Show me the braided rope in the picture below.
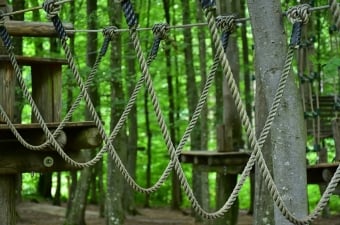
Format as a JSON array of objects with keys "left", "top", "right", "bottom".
[
  {"left": 329, "top": 0, "right": 340, "bottom": 30},
  {"left": 0, "top": 0, "right": 338, "bottom": 222},
  {"left": 174, "top": 6, "right": 296, "bottom": 219},
  {"left": 216, "top": 15, "right": 236, "bottom": 52}
]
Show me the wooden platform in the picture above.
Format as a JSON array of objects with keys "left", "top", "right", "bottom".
[
  {"left": 0, "top": 121, "right": 102, "bottom": 174},
  {"left": 180, "top": 151, "right": 340, "bottom": 187},
  {"left": 305, "top": 95, "right": 339, "bottom": 138},
  {"left": 180, "top": 151, "right": 250, "bottom": 174}
]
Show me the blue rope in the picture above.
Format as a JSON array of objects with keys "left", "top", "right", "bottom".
[
  {"left": 221, "top": 31, "right": 230, "bottom": 53},
  {"left": 290, "top": 22, "right": 303, "bottom": 47},
  {"left": 100, "top": 36, "right": 111, "bottom": 57},
  {"left": 121, "top": 0, "right": 138, "bottom": 28},
  {"left": 200, "top": 0, "right": 215, "bottom": 9},
  {"left": 51, "top": 15, "right": 67, "bottom": 39},
  {"left": 149, "top": 38, "right": 161, "bottom": 62},
  {"left": 0, "top": 26, "right": 12, "bottom": 49}
]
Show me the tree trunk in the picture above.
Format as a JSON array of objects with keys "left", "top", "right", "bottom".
[
  {"left": 214, "top": 1, "right": 242, "bottom": 225},
  {"left": 161, "top": 0, "right": 181, "bottom": 210},
  {"left": 123, "top": 27, "right": 138, "bottom": 214},
  {"left": 66, "top": 0, "right": 77, "bottom": 217},
  {"left": 64, "top": 1, "right": 98, "bottom": 223},
  {"left": 181, "top": 1, "right": 209, "bottom": 220},
  {"left": 247, "top": 1, "right": 308, "bottom": 224},
  {"left": 12, "top": 0, "right": 25, "bottom": 207},
  {"left": 143, "top": 0, "right": 153, "bottom": 208},
  {"left": 64, "top": 153, "right": 92, "bottom": 225},
  {"left": 239, "top": 0, "right": 254, "bottom": 215},
  {"left": 106, "top": 2, "right": 126, "bottom": 224}
]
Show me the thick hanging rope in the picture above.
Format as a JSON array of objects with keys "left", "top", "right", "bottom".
[{"left": 0, "top": 0, "right": 339, "bottom": 223}]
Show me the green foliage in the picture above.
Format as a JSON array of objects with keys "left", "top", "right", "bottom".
[
  {"left": 323, "top": 56, "right": 340, "bottom": 78},
  {"left": 14, "top": 0, "right": 340, "bottom": 216}
]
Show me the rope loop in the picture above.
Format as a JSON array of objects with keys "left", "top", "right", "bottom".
[
  {"left": 42, "top": 0, "right": 61, "bottom": 20},
  {"left": 147, "top": 23, "right": 169, "bottom": 63},
  {"left": 216, "top": 15, "right": 236, "bottom": 34},
  {"left": 152, "top": 23, "right": 170, "bottom": 40},
  {"left": 287, "top": 4, "right": 311, "bottom": 47},
  {"left": 216, "top": 15, "right": 236, "bottom": 52},
  {"left": 286, "top": 4, "right": 311, "bottom": 25},
  {"left": 100, "top": 26, "right": 118, "bottom": 57},
  {"left": 103, "top": 26, "right": 118, "bottom": 40}
]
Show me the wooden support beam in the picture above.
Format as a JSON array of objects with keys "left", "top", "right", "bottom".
[
  {"left": 0, "top": 2, "right": 16, "bottom": 223},
  {"left": 0, "top": 149, "right": 90, "bottom": 174},
  {"left": 0, "top": 122, "right": 102, "bottom": 152},
  {"left": 4, "top": 20, "right": 74, "bottom": 37},
  {"left": 307, "top": 163, "right": 340, "bottom": 186},
  {"left": 180, "top": 150, "right": 250, "bottom": 174}
]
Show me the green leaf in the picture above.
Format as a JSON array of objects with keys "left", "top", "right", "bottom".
[{"left": 324, "top": 56, "right": 340, "bottom": 77}]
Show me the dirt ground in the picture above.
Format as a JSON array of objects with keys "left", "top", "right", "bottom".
[{"left": 16, "top": 201, "right": 340, "bottom": 225}]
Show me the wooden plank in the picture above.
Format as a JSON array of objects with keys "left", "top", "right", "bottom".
[
  {"left": 0, "top": 2, "right": 16, "bottom": 220},
  {"left": 4, "top": 20, "right": 74, "bottom": 37},
  {"left": 0, "top": 121, "right": 97, "bottom": 130},
  {"left": 0, "top": 122, "right": 102, "bottom": 151},
  {"left": 0, "top": 149, "right": 89, "bottom": 174},
  {"left": 0, "top": 55, "right": 67, "bottom": 65},
  {"left": 180, "top": 151, "right": 250, "bottom": 167},
  {"left": 306, "top": 163, "right": 339, "bottom": 184},
  {"left": 31, "top": 63, "right": 62, "bottom": 122},
  {"left": 0, "top": 62, "right": 15, "bottom": 123}
]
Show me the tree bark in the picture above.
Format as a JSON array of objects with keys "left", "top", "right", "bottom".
[
  {"left": 64, "top": 1, "right": 98, "bottom": 223},
  {"left": 181, "top": 1, "right": 209, "bottom": 220},
  {"left": 123, "top": 24, "right": 138, "bottom": 214},
  {"left": 106, "top": 2, "right": 126, "bottom": 225},
  {"left": 247, "top": 1, "right": 308, "bottom": 224},
  {"left": 214, "top": 1, "right": 242, "bottom": 225}
]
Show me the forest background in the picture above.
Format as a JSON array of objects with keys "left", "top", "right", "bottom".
[{"left": 5, "top": 0, "right": 340, "bottom": 224}]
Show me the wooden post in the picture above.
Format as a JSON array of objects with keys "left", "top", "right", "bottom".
[
  {"left": 31, "top": 60, "right": 63, "bottom": 198},
  {"left": 332, "top": 119, "right": 340, "bottom": 161},
  {"left": 0, "top": 1, "right": 17, "bottom": 224},
  {"left": 31, "top": 63, "right": 62, "bottom": 122}
]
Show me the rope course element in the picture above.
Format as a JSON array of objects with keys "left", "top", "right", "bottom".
[{"left": 0, "top": 0, "right": 340, "bottom": 224}]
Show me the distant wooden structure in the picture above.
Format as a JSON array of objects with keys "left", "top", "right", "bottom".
[
  {"left": 180, "top": 97, "right": 340, "bottom": 215},
  {"left": 0, "top": 2, "right": 101, "bottom": 224}
]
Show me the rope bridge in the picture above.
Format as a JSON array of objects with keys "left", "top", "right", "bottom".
[{"left": 0, "top": 0, "right": 339, "bottom": 224}]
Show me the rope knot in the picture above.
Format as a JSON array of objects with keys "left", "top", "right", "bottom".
[
  {"left": 216, "top": 15, "right": 236, "bottom": 34},
  {"left": 286, "top": 4, "right": 311, "bottom": 24},
  {"left": 103, "top": 26, "right": 118, "bottom": 40},
  {"left": 42, "top": 0, "right": 61, "bottom": 20},
  {"left": 152, "top": 23, "right": 170, "bottom": 40}
]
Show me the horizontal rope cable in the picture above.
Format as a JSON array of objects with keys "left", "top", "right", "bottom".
[{"left": 1, "top": 0, "right": 72, "bottom": 17}]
